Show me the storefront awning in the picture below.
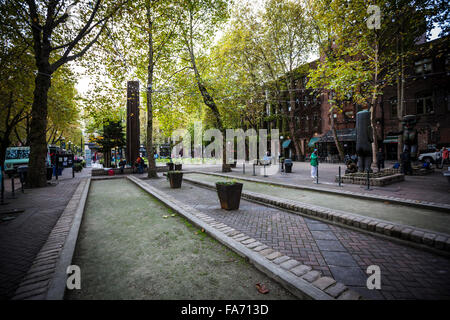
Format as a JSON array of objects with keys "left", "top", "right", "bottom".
[
  {"left": 282, "top": 139, "right": 292, "bottom": 148},
  {"left": 383, "top": 136, "right": 398, "bottom": 144},
  {"left": 308, "top": 137, "right": 320, "bottom": 147},
  {"left": 318, "top": 128, "right": 356, "bottom": 143}
]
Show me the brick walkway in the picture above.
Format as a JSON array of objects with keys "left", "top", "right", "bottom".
[
  {"left": 181, "top": 162, "right": 450, "bottom": 205},
  {"left": 0, "top": 167, "right": 90, "bottom": 300},
  {"left": 145, "top": 178, "right": 450, "bottom": 300}
]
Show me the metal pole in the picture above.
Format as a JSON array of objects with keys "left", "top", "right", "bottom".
[
  {"left": 338, "top": 166, "right": 342, "bottom": 187},
  {"left": 366, "top": 170, "right": 370, "bottom": 190},
  {"left": 243, "top": 163, "right": 245, "bottom": 175},
  {"left": 253, "top": 163, "right": 256, "bottom": 176},
  {"left": 55, "top": 161, "right": 58, "bottom": 180},
  {"left": 72, "top": 164, "right": 75, "bottom": 178}
]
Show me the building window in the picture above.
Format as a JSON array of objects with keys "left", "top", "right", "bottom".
[
  {"left": 390, "top": 97, "right": 398, "bottom": 119},
  {"left": 313, "top": 113, "right": 319, "bottom": 128},
  {"left": 414, "top": 57, "right": 433, "bottom": 75},
  {"left": 416, "top": 92, "right": 433, "bottom": 114}
]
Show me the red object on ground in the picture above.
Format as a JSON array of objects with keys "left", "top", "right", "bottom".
[{"left": 108, "top": 169, "right": 114, "bottom": 176}]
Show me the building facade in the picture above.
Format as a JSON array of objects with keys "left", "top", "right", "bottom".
[{"left": 263, "top": 36, "right": 450, "bottom": 161}]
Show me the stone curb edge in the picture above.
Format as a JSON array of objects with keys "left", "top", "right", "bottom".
[
  {"left": 182, "top": 176, "right": 450, "bottom": 256},
  {"left": 45, "top": 177, "right": 91, "bottom": 300},
  {"left": 11, "top": 177, "right": 91, "bottom": 300},
  {"left": 190, "top": 170, "right": 450, "bottom": 213},
  {"left": 127, "top": 175, "right": 362, "bottom": 300}
]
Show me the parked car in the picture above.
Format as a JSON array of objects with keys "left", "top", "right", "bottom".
[
  {"left": 3, "top": 146, "right": 51, "bottom": 177},
  {"left": 418, "top": 149, "right": 441, "bottom": 164}
]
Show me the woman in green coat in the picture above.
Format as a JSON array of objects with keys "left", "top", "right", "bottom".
[{"left": 310, "top": 149, "right": 318, "bottom": 179}]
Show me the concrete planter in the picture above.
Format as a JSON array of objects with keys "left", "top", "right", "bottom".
[
  {"left": 168, "top": 172, "right": 183, "bottom": 188},
  {"left": 216, "top": 182, "right": 243, "bottom": 210}
]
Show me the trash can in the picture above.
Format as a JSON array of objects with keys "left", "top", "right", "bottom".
[
  {"left": 284, "top": 159, "right": 293, "bottom": 173},
  {"left": 167, "top": 162, "right": 175, "bottom": 171},
  {"left": 175, "top": 164, "right": 182, "bottom": 171}
]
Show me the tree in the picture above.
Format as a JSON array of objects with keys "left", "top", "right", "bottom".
[
  {"left": 82, "top": 0, "right": 180, "bottom": 177},
  {"left": 89, "top": 120, "right": 125, "bottom": 167},
  {"left": 175, "top": 0, "right": 232, "bottom": 172},
  {"left": 306, "top": 0, "right": 438, "bottom": 162},
  {"left": 6, "top": 0, "right": 126, "bottom": 187},
  {"left": 0, "top": 1, "right": 34, "bottom": 167},
  {"left": 262, "top": 0, "right": 314, "bottom": 159}
]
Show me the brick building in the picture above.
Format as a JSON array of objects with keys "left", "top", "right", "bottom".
[{"left": 263, "top": 35, "right": 450, "bottom": 161}]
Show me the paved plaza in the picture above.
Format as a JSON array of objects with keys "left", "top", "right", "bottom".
[
  {"left": 0, "top": 168, "right": 90, "bottom": 300},
  {"left": 1, "top": 161, "right": 449, "bottom": 300},
  {"left": 143, "top": 175, "right": 450, "bottom": 300},
  {"left": 179, "top": 161, "right": 450, "bottom": 205}
]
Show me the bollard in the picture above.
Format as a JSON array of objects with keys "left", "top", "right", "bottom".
[
  {"left": 338, "top": 166, "right": 342, "bottom": 187},
  {"left": 55, "top": 163, "right": 58, "bottom": 180},
  {"left": 253, "top": 163, "right": 256, "bottom": 176},
  {"left": 0, "top": 166, "right": 7, "bottom": 205},
  {"left": 72, "top": 165, "right": 75, "bottom": 178},
  {"left": 243, "top": 163, "right": 245, "bottom": 175},
  {"left": 366, "top": 170, "right": 370, "bottom": 190}
]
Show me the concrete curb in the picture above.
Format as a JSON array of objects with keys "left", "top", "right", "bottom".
[
  {"left": 11, "top": 177, "right": 91, "bottom": 300},
  {"left": 46, "top": 177, "right": 91, "bottom": 299},
  {"left": 190, "top": 171, "right": 450, "bottom": 213},
  {"left": 127, "top": 175, "right": 362, "bottom": 300},
  {"left": 182, "top": 175, "right": 450, "bottom": 256}
]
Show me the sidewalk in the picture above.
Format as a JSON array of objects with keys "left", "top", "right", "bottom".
[
  {"left": 0, "top": 167, "right": 90, "bottom": 300},
  {"left": 143, "top": 175, "right": 450, "bottom": 300},
  {"left": 181, "top": 162, "right": 450, "bottom": 205}
]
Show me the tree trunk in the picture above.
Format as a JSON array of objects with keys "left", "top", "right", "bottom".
[
  {"left": 287, "top": 78, "right": 302, "bottom": 160},
  {"left": 370, "top": 40, "right": 379, "bottom": 165},
  {"left": 186, "top": 27, "right": 230, "bottom": 172},
  {"left": 330, "top": 112, "right": 344, "bottom": 161},
  {"left": 0, "top": 137, "right": 11, "bottom": 172},
  {"left": 396, "top": 36, "right": 405, "bottom": 162},
  {"left": 146, "top": 6, "right": 158, "bottom": 178},
  {"left": 27, "top": 70, "right": 52, "bottom": 188},
  {"left": 370, "top": 103, "right": 379, "bottom": 165}
]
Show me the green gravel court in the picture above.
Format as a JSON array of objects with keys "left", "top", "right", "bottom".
[{"left": 66, "top": 179, "right": 296, "bottom": 300}]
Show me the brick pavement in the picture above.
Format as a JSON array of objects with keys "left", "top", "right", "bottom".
[
  {"left": 145, "top": 178, "right": 450, "bottom": 300},
  {"left": 180, "top": 162, "right": 450, "bottom": 205},
  {"left": 0, "top": 167, "right": 90, "bottom": 300}
]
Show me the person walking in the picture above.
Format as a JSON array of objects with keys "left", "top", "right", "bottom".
[
  {"left": 119, "top": 159, "right": 126, "bottom": 174},
  {"left": 376, "top": 148, "right": 385, "bottom": 172},
  {"left": 310, "top": 149, "right": 319, "bottom": 180},
  {"left": 441, "top": 147, "right": 448, "bottom": 168}
]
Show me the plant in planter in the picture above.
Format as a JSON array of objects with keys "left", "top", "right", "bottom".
[
  {"left": 73, "top": 163, "right": 83, "bottom": 172},
  {"left": 167, "top": 170, "right": 183, "bottom": 188},
  {"left": 216, "top": 180, "right": 243, "bottom": 210},
  {"left": 167, "top": 162, "right": 175, "bottom": 171},
  {"left": 174, "top": 163, "right": 182, "bottom": 171}
]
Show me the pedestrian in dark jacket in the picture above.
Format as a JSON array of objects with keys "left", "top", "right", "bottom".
[{"left": 376, "top": 148, "right": 384, "bottom": 172}]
